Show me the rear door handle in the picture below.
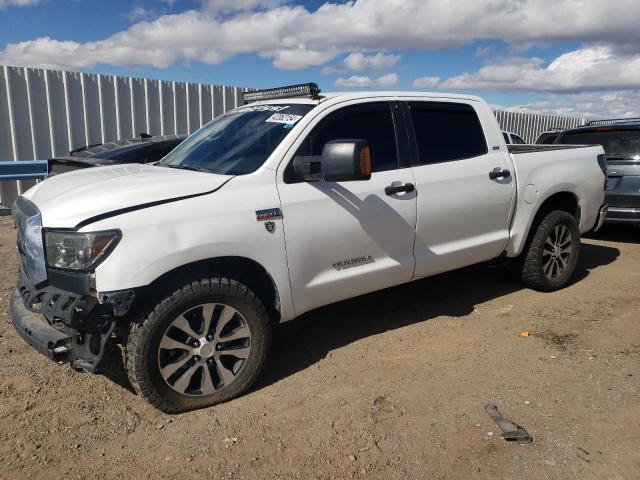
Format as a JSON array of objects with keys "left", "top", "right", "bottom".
[
  {"left": 385, "top": 183, "right": 415, "bottom": 196},
  {"left": 489, "top": 168, "right": 511, "bottom": 180}
]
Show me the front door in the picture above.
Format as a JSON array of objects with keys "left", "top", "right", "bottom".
[{"left": 277, "top": 101, "right": 417, "bottom": 315}]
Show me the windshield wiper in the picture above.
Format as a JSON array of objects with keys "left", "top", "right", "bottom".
[{"left": 161, "top": 164, "right": 212, "bottom": 173}]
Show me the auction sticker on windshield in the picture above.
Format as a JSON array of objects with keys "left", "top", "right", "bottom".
[{"left": 266, "top": 113, "right": 303, "bottom": 125}]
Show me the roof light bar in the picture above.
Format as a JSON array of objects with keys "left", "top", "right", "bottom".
[
  {"left": 243, "top": 83, "right": 321, "bottom": 103},
  {"left": 586, "top": 117, "right": 640, "bottom": 126}
]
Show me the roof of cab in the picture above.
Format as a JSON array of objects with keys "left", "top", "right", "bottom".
[{"left": 241, "top": 90, "right": 487, "bottom": 107}]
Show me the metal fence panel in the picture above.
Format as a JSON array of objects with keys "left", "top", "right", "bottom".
[
  {"left": 82, "top": 73, "right": 102, "bottom": 146},
  {"left": 494, "top": 109, "right": 587, "bottom": 143},
  {"left": 1, "top": 65, "right": 253, "bottom": 206},
  {"left": 65, "top": 71, "right": 87, "bottom": 152},
  {"left": 26, "top": 68, "right": 52, "bottom": 160}
]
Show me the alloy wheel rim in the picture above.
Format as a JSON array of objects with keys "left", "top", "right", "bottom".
[
  {"left": 157, "top": 303, "right": 251, "bottom": 396},
  {"left": 542, "top": 224, "right": 572, "bottom": 280}
]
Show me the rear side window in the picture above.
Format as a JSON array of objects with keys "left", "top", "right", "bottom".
[
  {"left": 307, "top": 102, "right": 399, "bottom": 172},
  {"left": 409, "top": 102, "right": 487, "bottom": 164}
]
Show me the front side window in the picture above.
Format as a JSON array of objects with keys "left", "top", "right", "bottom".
[
  {"left": 511, "top": 134, "right": 526, "bottom": 144},
  {"left": 556, "top": 130, "right": 640, "bottom": 160},
  {"left": 159, "top": 104, "right": 314, "bottom": 175},
  {"left": 409, "top": 102, "right": 488, "bottom": 164},
  {"left": 298, "top": 102, "right": 399, "bottom": 173}
]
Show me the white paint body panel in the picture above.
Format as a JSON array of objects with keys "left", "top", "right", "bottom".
[
  {"left": 410, "top": 99, "right": 516, "bottom": 278},
  {"left": 22, "top": 163, "right": 231, "bottom": 227},
  {"left": 22, "top": 91, "right": 606, "bottom": 322}
]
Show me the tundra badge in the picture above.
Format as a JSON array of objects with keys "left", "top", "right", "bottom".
[{"left": 255, "top": 208, "right": 282, "bottom": 221}]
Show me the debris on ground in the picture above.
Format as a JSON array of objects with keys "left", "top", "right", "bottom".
[{"left": 484, "top": 404, "right": 533, "bottom": 444}]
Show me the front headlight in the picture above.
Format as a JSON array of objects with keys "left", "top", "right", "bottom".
[{"left": 45, "top": 230, "right": 121, "bottom": 271}]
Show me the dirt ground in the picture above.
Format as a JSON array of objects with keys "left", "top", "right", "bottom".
[{"left": 0, "top": 215, "right": 638, "bottom": 480}]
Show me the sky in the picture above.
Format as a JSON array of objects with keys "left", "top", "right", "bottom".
[{"left": 0, "top": 0, "right": 639, "bottom": 118}]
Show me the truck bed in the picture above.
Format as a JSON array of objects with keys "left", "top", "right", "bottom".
[{"left": 507, "top": 144, "right": 593, "bottom": 154}]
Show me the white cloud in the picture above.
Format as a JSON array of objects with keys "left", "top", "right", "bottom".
[
  {"left": 335, "top": 75, "right": 375, "bottom": 88},
  {"left": 1, "top": 0, "right": 640, "bottom": 92},
  {"left": 412, "top": 76, "right": 441, "bottom": 88},
  {"left": 0, "top": 0, "right": 41, "bottom": 7},
  {"left": 127, "top": 6, "right": 155, "bottom": 21},
  {"left": 335, "top": 73, "right": 399, "bottom": 88},
  {"left": 439, "top": 46, "right": 640, "bottom": 93},
  {"left": 322, "top": 52, "right": 401, "bottom": 74},
  {"left": 376, "top": 73, "right": 399, "bottom": 87},
  {"left": 498, "top": 90, "right": 640, "bottom": 119}
]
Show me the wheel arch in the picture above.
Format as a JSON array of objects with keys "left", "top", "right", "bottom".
[
  {"left": 139, "top": 256, "right": 282, "bottom": 324},
  {"left": 518, "top": 191, "right": 581, "bottom": 255}
]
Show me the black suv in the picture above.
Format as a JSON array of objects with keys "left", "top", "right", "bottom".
[
  {"left": 49, "top": 134, "right": 185, "bottom": 175},
  {"left": 555, "top": 119, "right": 640, "bottom": 224}
]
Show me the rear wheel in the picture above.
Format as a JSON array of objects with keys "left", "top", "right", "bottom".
[
  {"left": 126, "top": 277, "right": 271, "bottom": 413},
  {"left": 519, "top": 210, "right": 580, "bottom": 291}
]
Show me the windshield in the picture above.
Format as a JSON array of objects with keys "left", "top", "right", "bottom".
[
  {"left": 556, "top": 130, "right": 640, "bottom": 160},
  {"left": 159, "top": 104, "right": 314, "bottom": 174}
]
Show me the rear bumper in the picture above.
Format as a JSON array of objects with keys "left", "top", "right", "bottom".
[
  {"left": 10, "top": 289, "right": 71, "bottom": 364},
  {"left": 606, "top": 207, "right": 640, "bottom": 224}
]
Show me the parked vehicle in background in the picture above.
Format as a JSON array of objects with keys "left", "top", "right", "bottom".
[
  {"left": 535, "top": 128, "right": 564, "bottom": 145},
  {"left": 48, "top": 134, "right": 185, "bottom": 175},
  {"left": 11, "top": 84, "right": 607, "bottom": 412},
  {"left": 503, "top": 131, "right": 527, "bottom": 144},
  {"left": 555, "top": 118, "right": 640, "bottom": 224}
]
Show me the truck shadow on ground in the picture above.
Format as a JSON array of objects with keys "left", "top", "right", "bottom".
[
  {"left": 258, "top": 242, "right": 619, "bottom": 390},
  {"left": 100, "top": 242, "right": 619, "bottom": 397},
  {"left": 585, "top": 224, "right": 639, "bottom": 244}
]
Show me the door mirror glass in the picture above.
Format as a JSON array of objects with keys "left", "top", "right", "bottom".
[{"left": 293, "top": 139, "right": 372, "bottom": 182}]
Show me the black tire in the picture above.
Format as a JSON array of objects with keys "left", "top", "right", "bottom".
[
  {"left": 126, "top": 277, "right": 271, "bottom": 413},
  {"left": 519, "top": 210, "right": 580, "bottom": 291}
]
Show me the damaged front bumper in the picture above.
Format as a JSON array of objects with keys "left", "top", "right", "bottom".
[{"left": 11, "top": 273, "right": 135, "bottom": 372}]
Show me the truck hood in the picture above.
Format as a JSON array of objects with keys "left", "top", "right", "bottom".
[{"left": 23, "top": 164, "right": 233, "bottom": 228}]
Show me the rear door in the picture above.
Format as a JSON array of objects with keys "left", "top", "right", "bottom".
[
  {"left": 405, "top": 100, "right": 516, "bottom": 278},
  {"left": 277, "top": 101, "right": 417, "bottom": 315}
]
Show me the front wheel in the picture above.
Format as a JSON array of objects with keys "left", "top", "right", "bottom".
[
  {"left": 519, "top": 210, "right": 580, "bottom": 291},
  {"left": 126, "top": 277, "right": 271, "bottom": 413}
]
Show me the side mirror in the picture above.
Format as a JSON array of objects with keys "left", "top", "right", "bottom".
[
  {"left": 321, "top": 139, "right": 372, "bottom": 182},
  {"left": 293, "top": 139, "right": 372, "bottom": 182}
]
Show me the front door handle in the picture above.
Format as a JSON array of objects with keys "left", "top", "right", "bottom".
[
  {"left": 385, "top": 183, "right": 415, "bottom": 196},
  {"left": 489, "top": 168, "right": 511, "bottom": 180}
]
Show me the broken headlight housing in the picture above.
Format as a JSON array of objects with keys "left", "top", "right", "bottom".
[{"left": 45, "top": 230, "right": 121, "bottom": 271}]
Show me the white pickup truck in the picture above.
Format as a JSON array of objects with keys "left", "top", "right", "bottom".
[{"left": 10, "top": 84, "right": 607, "bottom": 412}]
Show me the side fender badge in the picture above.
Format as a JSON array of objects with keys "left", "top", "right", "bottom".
[
  {"left": 256, "top": 208, "right": 282, "bottom": 221},
  {"left": 265, "top": 221, "right": 275, "bottom": 233}
]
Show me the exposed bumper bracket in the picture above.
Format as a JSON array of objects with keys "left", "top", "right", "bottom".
[{"left": 10, "top": 289, "right": 71, "bottom": 364}]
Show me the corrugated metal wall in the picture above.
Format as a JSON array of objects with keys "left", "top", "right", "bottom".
[
  {"left": 493, "top": 110, "right": 587, "bottom": 143},
  {"left": 0, "top": 65, "right": 248, "bottom": 206}
]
